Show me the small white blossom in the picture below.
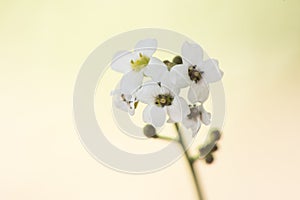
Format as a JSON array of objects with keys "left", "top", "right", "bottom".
[
  {"left": 136, "top": 82, "right": 190, "bottom": 127},
  {"left": 171, "top": 41, "right": 223, "bottom": 103},
  {"left": 111, "top": 38, "right": 157, "bottom": 94},
  {"left": 182, "top": 105, "right": 211, "bottom": 136},
  {"left": 111, "top": 89, "right": 138, "bottom": 116}
]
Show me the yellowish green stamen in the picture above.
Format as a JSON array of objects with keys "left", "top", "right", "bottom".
[{"left": 130, "top": 53, "right": 150, "bottom": 71}]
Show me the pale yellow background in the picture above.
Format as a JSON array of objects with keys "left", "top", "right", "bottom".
[{"left": 0, "top": 0, "right": 300, "bottom": 199}]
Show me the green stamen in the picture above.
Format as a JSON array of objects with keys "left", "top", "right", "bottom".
[{"left": 130, "top": 53, "right": 150, "bottom": 71}]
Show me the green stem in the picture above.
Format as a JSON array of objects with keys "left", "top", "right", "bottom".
[
  {"left": 156, "top": 134, "right": 178, "bottom": 142},
  {"left": 174, "top": 123, "right": 205, "bottom": 200}
]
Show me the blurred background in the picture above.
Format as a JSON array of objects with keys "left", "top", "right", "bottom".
[{"left": 0, "top": 0, "right": 299, "bottom": 199}]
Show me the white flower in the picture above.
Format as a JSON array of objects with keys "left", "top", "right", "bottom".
[
  {"left": 136, "top": 82, "right": 190, "bottom": 127},
  {"left": 111, "top": 89, "right": 138, "bottom": 116},
  {"left": 172, "top": 41, "right": 223, "bottom": 103},
  {"left": 111, "top": 38, "right": 158, "bottom": 94},
  {"left": 143, "top": 57, "right": 180, "bottom": 94},
  {"left": 182, "top": 105, "right": 211, "bottom": 136}
]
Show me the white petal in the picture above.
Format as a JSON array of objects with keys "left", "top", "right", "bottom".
[
  {"left": 120, "top": 70, "right": 144, "bottom": 94},
  {"left": 182, "top": 117, "right": 201, "bottom": 136},
  {"left": 144, "top": 57, "right": 168, "bottom": 81},
  {"left": 182, "top": 117, "right": 195, "bottom": 129},
  {"left": 170, "top": 64, "right": 191, "bottom": 88},
  {"left": 188, "top": 80, "right": 209, "bottom": 103},
  {"left": 191, "top": 120, "right": 201, "bottom": 136},
  {"left": 159, "top": 76, "right": 180, "bottom": 96},
  {"left": 134, "top": 38, "right": 157, "bottom": 57},
  {"left": 150, "top": 106, "right": 166, "bottom": 127},
  {"left": 167, "top": 97, "right": 190, "bottom": 122},
  {"left": 181, "top": 41, "right": 203, "bottom": 66},
  {"left": 111, "top": 50, "right": 133, "bottom": 73},
  {"left": 135, "top": 82, "right": 160, "bottom": 104},
  {"left": 199, "top": 106, "right": 211, "bottom": 125},
  {"left": 113, "top": 97, "right": 128, "bottom": 112},
  {"left": 143, "top": 105, "right": 152, "bottom": 124},
  {"left": 201, "top": 59, "right": 223, "bottom": 83},
  {"left": 143, "top": 105, "right": 166, "bottom": 127}
]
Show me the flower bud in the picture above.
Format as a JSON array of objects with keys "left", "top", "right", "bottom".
[
  {"left": 143, "top": 124, "right": 157, "bottom": 138},
  {"left": 199, "top": 145, "right": 209, "bottom": 156},
  {"left": 209, "top": 129, "right": 221, "bottom": 142},
  {"left": 205, "top": 154, "right": 214, "bottom": 164},
  {"left": 172, "top": 56, "right": 183, "bottom": 64},
  {"left": 211, "top": 144, "right": 218, "bottom": 152},
  {"left": 163, "top": 60, "right": 176, "bottom": 70}
]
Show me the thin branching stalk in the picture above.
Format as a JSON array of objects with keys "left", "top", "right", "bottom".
[
  {"left": 174, "top": 123, "right": 205, "bottom": 200},
  {"left": 156, "top": 134, "right": 179, "bottom": 142}
]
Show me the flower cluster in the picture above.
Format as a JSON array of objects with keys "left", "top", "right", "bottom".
[{"left": 111, "top": 39, "right": 223, "bottom": 135}]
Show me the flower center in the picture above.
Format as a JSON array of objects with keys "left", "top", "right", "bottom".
[
  {"left": 188, "top": 65, "right": 203, "bottom": 83},
  {"left": 154, "top": 94, "right": 174, "bottom": 107},
  {"left": 130, "top": 53, "right": 150, "bottom": 72},
  {"left": 187, "top": 106, "right": 200, "bottom": 120}
]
